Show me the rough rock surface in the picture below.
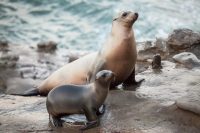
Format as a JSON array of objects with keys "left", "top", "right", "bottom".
[
  {"left": 0, "top": 52, "right": 19, "bottom": 68},
  {"left": 176, "top": 83, "right": 200, "bottom": 115},
  {"left": 1, "top": 91, "right": 200, "bottom": 133},
  {"left": 167, "top": 29, "right": 200, "bottom": 50},
  {"left": 167, "top": 29, "right": 200, "bottom": 58}
]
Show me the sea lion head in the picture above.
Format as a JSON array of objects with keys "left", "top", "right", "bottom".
[
  {"left": 95, "top": 70, "right": 115, "bottom": 84},
  {"left": 113, "top": 11, "right": 138, "bottom": 27}
]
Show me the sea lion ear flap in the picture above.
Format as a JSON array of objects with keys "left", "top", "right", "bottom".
[
  {"left": 113, "top": 17, "right": 118, "bottom": 21},
  {"left": 113, "top": 11, "right": 124, "bottom": 21},
  {"left": 112, "top": 12, "right": 120, "bottom": 21}
]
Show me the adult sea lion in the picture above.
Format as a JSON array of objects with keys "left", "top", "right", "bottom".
[
  {"left": 88, "top": 11, "right": 143, "bottom": 87},
  {"left": 18, "top": 11, "right": 142, "bottom": 96},
  {"left": 46, "top": 70, "right": 115, "bottom": 130}
]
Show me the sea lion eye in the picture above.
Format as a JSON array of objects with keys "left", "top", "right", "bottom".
[
  {"left": 102, "top": 73, "right": 107, "bottom": 78},
  {"left": 122, "top": 12, "right": 128, "bottom": 17}
]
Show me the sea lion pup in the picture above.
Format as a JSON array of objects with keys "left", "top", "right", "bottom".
[
  {"left": 46, "top": 70, "right": 115, "bottom": 130},
  {"left": 17, "top": 11, "right": 142, "bottom": 96},
  {"left": 88, "top": 11, "right": 143, "bottom": 87}
]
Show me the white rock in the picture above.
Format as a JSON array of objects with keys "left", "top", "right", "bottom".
[{"left": 173, "top": 52, "right": 200, "bottom": 67}]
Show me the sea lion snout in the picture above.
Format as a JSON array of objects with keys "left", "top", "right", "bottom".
[
  {"left": 130, "top": 12, "right": 139, "bottom": 22},
  {"left": 134, "top": 12, "right": 138, "bottom": 19},
  {"left": 113, "top": 11, "right": 139, "bottom": 26}
]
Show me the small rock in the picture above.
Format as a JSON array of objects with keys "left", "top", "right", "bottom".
[
  {"left": 167, "top": 29, "right": 200, "bottom": 50},
  {"left": 37, "top": 41, "right": 57, "bottom": 52},
  {"left": 0, "top": 54, "right": 19, "bottom": 61},
  {"left": 0, "top": 40, "right": 9, "bottom": 51},
  {"left": 152, "top": 54, "right": 162, "bottom": 69},
  {"left": 0, "top": 53, "right": 19, "bottom": 68},
  {"left": 173, "top": 52, "right": 200, "bottom": 68}
]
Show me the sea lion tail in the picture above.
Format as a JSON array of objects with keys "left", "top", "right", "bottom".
[{"left": 10, "top": 87, "right": 39, "bottom": 96}]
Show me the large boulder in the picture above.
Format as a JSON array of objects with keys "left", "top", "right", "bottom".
[
  {"left": 167, "top": 29, "right": 200, "bottom": 50},
  {"left": 167, "top": 29, "right": 200, "bottom": 58}
]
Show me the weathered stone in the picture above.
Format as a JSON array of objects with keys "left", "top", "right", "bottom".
[
  {"left": 173, "top": 52, "right": 200, "bottom": 68},
  {"left": 167, "top": 29, "right": 200, "bottom": 50},
  {"left": 37, "top": 41, "right": 57, "bottom": 52}
]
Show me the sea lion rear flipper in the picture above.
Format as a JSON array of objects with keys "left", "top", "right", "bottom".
[
  {"left": 81, "top": 120, "right": 99, "bottom": 131},
  {"left": 10, "top": 87, "right": 39, "bottom": 96}
]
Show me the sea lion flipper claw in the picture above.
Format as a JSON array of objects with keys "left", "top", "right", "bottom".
[{"left": 80, "top": 120, "right": 99, "bottom": 130}]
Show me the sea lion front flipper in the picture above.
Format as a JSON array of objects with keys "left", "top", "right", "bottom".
[
  {"left": 49, "top": 115, "right": 63, "bottom": 127},
  {"left": 122, "top": 68, "right": 144, "bottom": 87},
  {"left": 81, "top": 107, "right": 99, "bottom": 130},
  {"left": 96, "top": 104, "right": 106, "bottom": 116}
]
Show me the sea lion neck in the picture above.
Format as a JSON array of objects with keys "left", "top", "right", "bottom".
[
  {"left": 93, "top": 80, "right": 110, "bottom": 107},
  {"left": 111, "top": 22, "right": 133, "bottom": 37},
  {"left": 94, "top": 80, "right": 110, "bottom": 89}
]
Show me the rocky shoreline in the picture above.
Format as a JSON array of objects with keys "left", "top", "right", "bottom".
[{"left": 0, "top": 28, "right": 200, "bottom": 132}]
